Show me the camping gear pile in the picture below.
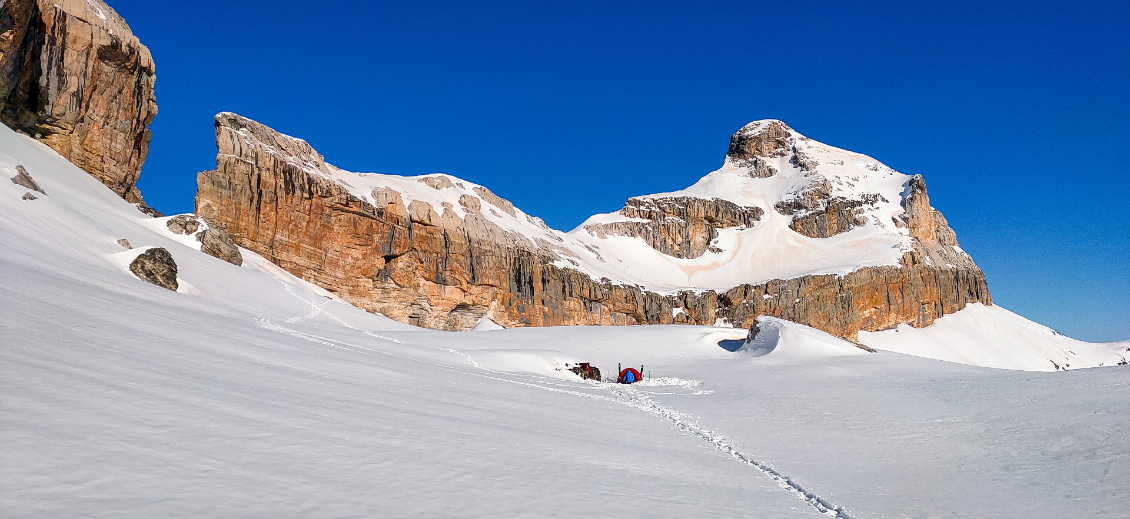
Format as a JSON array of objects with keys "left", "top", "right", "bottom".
[
  {"left": 568, "top": 362, "right": 601, "bottom": 381},
  {"left": 568, "top": 362, "right": 646, "bottom": 384}
]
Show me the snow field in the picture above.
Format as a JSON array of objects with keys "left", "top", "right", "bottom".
[{"left": 2, "top": 123, "right": 1129, "bottom": 517}]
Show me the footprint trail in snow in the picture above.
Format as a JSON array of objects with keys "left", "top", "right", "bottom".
[
  {"left": 256, "top": 312, "right": 856, "bottom": 518},
  {"left": 604, "top": 383, "right": 856, "bottom": 519}
]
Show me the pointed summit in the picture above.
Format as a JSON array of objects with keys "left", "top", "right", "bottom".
[{"left": 726, "top": 120, "right": 795, "bottom": 163}]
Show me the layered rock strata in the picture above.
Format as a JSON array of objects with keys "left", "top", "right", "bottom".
[
  {"left": 0, "top": 0, "right": 157, "bottom": 202},
  {"left": 584, "top": 197, "right": 763, "bottom": 259},
  {"left": 196, "top": 114, "right": 990, "bottom": 339}
]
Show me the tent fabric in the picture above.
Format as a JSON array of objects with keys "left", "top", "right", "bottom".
[{"left": 617, "top": 368, "right": 641, "bottom": 384}]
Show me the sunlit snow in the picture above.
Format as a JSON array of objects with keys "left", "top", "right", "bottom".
[{"left": 2, "top": 124, "right": 1128, "bottom": 517}]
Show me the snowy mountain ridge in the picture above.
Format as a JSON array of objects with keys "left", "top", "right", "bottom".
[
  {"left": 197, "top": 113, "right": 990, "bottom": 337},
  {"left": 225, "top": 115, "right": 928, "bottom": 292},
  {"left": 4, "top": 3, "right": 1129, "bottom": 517}
]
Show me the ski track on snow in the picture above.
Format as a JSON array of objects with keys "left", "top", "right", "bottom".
[{"left": 255, "top": 314, "right": 855, "bottom": 518}]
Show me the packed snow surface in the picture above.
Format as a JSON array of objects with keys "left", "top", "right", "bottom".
[{"left": 3, "top": 125, "right": 1129, "bottom": 517}]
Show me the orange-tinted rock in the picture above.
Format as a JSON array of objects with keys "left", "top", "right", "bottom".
[
  {"left": 196, "top": 113, "right": 990, "bottom": 340},
  {"left": 0, "top": 0, "right": 157, "bottom": 202}
]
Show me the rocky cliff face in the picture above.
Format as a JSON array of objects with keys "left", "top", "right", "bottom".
[
  {"left": 583, "top": 196, "right": 763, "bottom": 259},
  {"left": 196, "top": 114, "right": 990, "bottom": 340},
  {"left": 0, "top": 0, "right": 157, "bottom": 202}
]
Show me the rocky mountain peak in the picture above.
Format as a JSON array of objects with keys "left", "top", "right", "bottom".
[
  {"left": 196, "top": 114, "right": 990, "bottom": 338},
  {"left": 726, "top": 119, "right": 794, "bottom": 162},
  {"left": 213, "top": 113, "right": 329, "bottom": 175}
]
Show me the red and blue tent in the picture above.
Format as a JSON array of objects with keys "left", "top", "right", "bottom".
[{"left": 617, "top": 367, "right": 642, "bottom": 384}]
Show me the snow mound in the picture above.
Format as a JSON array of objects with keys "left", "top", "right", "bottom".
[
  {"left": 470, "top": 317, "right": 505, "bottom": 331},
  {"left": 739, "top": 317, "right": 870, "bottom": 361},
  {"left": 859, "top": 303, "right": 1130, "bottom": 371}
]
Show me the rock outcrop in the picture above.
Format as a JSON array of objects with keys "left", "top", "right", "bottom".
[
  {"left": 0, "top": 0, "right": 157, "bottom": 202},
  {"left": 129, "top": 247, "right": 177, "bottom": 291},
  {"left": 584, "top": 196, "right": 763, "bottom": 259},
  {"left": 166, "top": 214, "right": 243, "bottom": 266},
  {"left": 166, "top": 214, "right": 201, "bottom": 235},
  {"left": 197, "top": 228, "right": 242, "bottom": 266},
  {"left": 10, "top": 164, "right": 43, "bottom": 193},
  {"left": 196, "top": 114, "right": 990, "bottom": 340}
]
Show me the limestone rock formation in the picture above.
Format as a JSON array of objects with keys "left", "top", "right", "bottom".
[
  {"left": 196, "top": 113, "right": 990, "bottom": 340},
  {"left": 0, "top": 0, "right": 157, "bottom": 202},
  {"left": 584, "top": 196, "right": 763, "bottom": 259},
  {"left": 129, "top": 247, "right": 177, "bottom": 291}
]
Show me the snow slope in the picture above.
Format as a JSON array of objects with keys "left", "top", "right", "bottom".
[
  {"left": 859, "top": 303, "right": 1130, "bottom": 371},
  {"left": 3, "top": 125, "right": 1130, "bottom": 517}
]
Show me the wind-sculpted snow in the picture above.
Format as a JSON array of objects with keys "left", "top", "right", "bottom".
[{"left": 859, "top": 303, "right": 1130, "bottom": 371}]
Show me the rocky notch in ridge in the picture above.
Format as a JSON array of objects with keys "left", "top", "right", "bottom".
[
  {"left": 0, "top": 0, "right": 157, "bottom": 203},
  {"left": 196, "top": 113, "right": 990, "bottom": 339}
]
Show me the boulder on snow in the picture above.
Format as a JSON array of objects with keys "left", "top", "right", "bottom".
[
  {"left": 129, "top": 247, "right": 178, "bottom": 291},
  {"left": 11, "top": 165, "right": 44, "bottom": 194},
  {"left": 117, "top": 239, "right": 133, "bottom": 249},
  {"left": 196, "top": 228, "right": 243, "bottom": 266},
  {"left": 167, "top": 215, "right": 201, "bottom": 235},
  {"left": 21, "top": 192, "right": 37, "bottom": 200}
]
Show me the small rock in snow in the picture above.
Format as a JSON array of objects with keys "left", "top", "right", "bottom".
[
  {"left": 135, "top": 203, "right": 163, "bottom": 218},
  {"left": 11, "top": 165, "right": 44, "bottom": 194}
]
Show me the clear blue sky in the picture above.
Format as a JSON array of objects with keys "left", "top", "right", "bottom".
[{"left": 113, "top": 0, "right": 1128, "bottom": 341}]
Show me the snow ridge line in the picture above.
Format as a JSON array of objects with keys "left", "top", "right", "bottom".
[{"left": 605, "top": 384, "right": 856, "bottom": 519}]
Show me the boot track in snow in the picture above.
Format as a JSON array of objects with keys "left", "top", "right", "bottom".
[{"left": 256, "top": 314, "right": 856, "bottom": 518}]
